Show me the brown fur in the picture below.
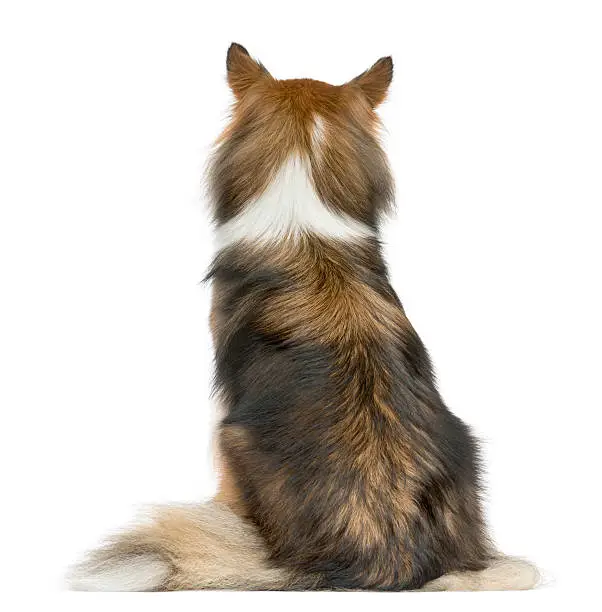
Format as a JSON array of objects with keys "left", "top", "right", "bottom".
[
  {"left": 209, "top": 240, "right": 492, "bottom": 587},
  {"left": 211, "top": 45, "right": 393, "bottom": 226},
  {"left": 68, "top": 43, "right": 538, "bottom": 592},
  {"left": 214, "top": 448, "right": 247, "bottom": 518}
]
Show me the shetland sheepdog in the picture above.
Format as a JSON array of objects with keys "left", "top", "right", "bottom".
[{"left": 69, "top": 43, "right": 538, "bottom": 592}]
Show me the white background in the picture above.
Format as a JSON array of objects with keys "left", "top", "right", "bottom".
[{"left": 1, "top": 1, "right": 601, "bottom": 610}]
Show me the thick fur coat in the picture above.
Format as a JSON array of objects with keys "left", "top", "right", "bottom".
[{"left": 69, "top": 44, "right": 538, "bottom": 592}]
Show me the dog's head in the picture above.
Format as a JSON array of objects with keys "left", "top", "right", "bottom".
[{"left": 209, "top": 43, "right": 394, "bottom": 227}]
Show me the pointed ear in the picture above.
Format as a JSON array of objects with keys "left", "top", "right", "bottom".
[
  {"left": 349, "top": 56, "right": 393, "bottom": 108},
  {"left": 226, "top": 43, "right": 270, "bottom": 99}
]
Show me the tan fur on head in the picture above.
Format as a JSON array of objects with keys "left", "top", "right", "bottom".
[{"left": 211, "top": 44, "right": 394, "bottom": 226}]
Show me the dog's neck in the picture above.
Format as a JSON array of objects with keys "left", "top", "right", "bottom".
[{"left": 214, "top": 156, "right": 377, "bottom": 252}]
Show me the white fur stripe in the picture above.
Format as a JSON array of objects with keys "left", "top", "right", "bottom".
[{"left": 214, "top": 156, "right": 375, "bottom": 250}]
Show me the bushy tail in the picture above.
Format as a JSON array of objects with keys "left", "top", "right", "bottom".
[
  {"left": 421, "top": 556, "right": 540, "bottom": 591},
  {"left": 68, "top": 500, "right": 539, "bottom": 592},
  {"left": 67, "top": 501, "right": 300, "bottom": 591}
]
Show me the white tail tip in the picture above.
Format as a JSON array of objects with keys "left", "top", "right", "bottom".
[{"left": 67, "top": 553, "right": 170, "bottom": 592}]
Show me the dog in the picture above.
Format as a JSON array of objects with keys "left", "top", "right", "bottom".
[{"left": 68, "top": 43, "right": 538, "bottom": 592}]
